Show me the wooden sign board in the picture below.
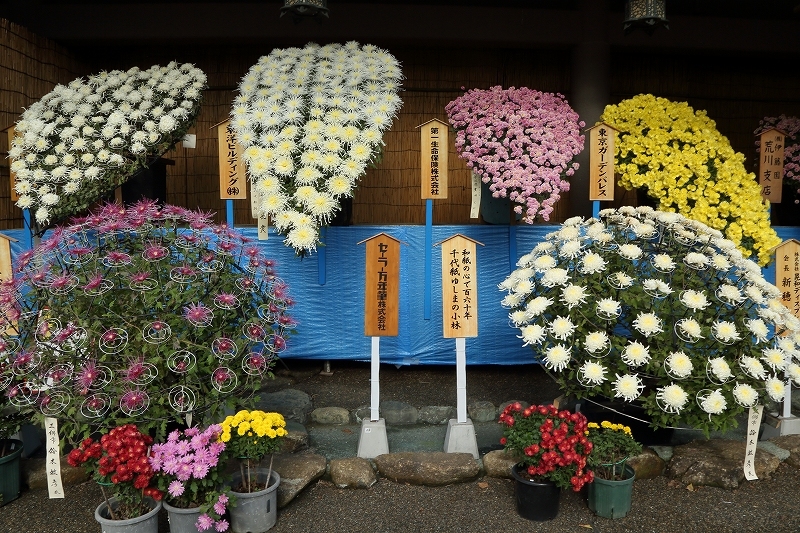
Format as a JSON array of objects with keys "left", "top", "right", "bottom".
[
  {"left": 440, "top": 234, "right": 481, "bottom": 338},
  {"left": 257, "top": 217, "right": 269, "bottom": 241},
  {"left": 420, "top": 118, "right": 448, "bottom": 199},
  {"left": 0, "top": 233, "right": 18, "bottom": 335},
  {"left": 363, "top": 233, "right": 400, "bottom": 336},
  {"left": 588, "top": 123, "right": 616, "bottom": 201},
  {"left": 217, "top": 120, "right": 247, "bottom": 200},
  {"left": 776, "top": 239, "right": 800, "bottom": 319},
  {"left": 250, "top": 178, "right": 262, "bottom": 219},
  {"left": 759, "top": 128, "right": 785, "bottom": 203},
  {"left": 0, "top": 233, "right": 15, "bottom": 283},
  {"left": 5, "top": 126, "right": 18, "bottom": 202}
]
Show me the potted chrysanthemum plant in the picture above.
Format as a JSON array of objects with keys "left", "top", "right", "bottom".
[
  {"left": 219, "top": 409, "right": 287, "bottom": 532},
  {"left": 67, "top": 424, "right": 163, "bottom": 529},
  {"left": 499, "top": 403, "right": 593, "bottom": 521},
  {"left": 585, "top": 421, "right": 642, "bottom": 519},
  {"left": 500, "top": 206, "right": 800, "bottom": 436},
  {"left": 0, "top": 200, "right": 296, "bottom": 447},
  {"left": 0, "top": 385, "right": 28, "bottom": 505},
  {"left": 231, "top": 41, "right": 403, "bottom": 255},
  {"left": 150, "top": 424, "right": 231, "bottom": 533},
  {"left": 446, "top": 86, "right": 585, "bottom": 223}
]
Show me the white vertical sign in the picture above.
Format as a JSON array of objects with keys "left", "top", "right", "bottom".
[
  {"left": 743, "top": 405, "right": 764, "bottom": 481},
  {"left": 45, "top": 417, "right": 65, "bottom": 498}
]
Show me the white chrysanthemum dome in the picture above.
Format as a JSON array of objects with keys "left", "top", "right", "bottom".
[
  {"left": 232, "top": 42, "right": 403, "bottom": 254},
  {"left": 500, "top": 207, "right": 800, "bottom": 433}
]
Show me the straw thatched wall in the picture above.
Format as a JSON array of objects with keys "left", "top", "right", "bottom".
[
  {"left": 0, "top": 19, "right": 89, "bottom": 230},
  {"left": 89, "top": 46, "right": 574, "bottom": 228}
]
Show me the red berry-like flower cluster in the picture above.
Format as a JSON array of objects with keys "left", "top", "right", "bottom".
[
  {"left": 499, "top": 403, "right": 594, "bottom": 491},
  {"left": 67, "top": 424, "right": 162, "bottom": 501}
]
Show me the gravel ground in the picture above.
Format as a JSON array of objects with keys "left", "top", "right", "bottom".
[
  {"left": 3, "top": 463, "right": 799, "bottom": 533},
  {"left": 2, "top": 360, "right": 799, "bottom": 532}
]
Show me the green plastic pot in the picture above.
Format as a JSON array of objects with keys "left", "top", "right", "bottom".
[
  {"left": 587, "top": 464, "right": 635, "bottom": 519},
  {"left": 0, "top": 439, "right": 23, "bottom": 505}
]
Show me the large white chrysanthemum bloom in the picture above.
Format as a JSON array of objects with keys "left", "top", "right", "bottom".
[
  {"left": 656, "top": 384, "right": 688, "bottom": 413},
  {"left": 613, "top": 374, "right": 644, "bottom": 402},
  {"left": 579, "top": 361, "right": 608, "bottom": 385},
  {"left": 583, "top": 331, "right": 610, "bottom": 354},
  {"left": 544, "top": 344, "right": 571, "bottom": 372},
  {"left": 700, "top": 389, "right": 727, "bottom": 415},
  {"left": 665, "top": 351, "right": 693, "bottom": 378},
  {"left": 621, "top": 341, "right": 651, "bottom": 367}
]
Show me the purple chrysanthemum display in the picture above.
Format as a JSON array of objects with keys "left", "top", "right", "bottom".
[
  {"left": 0, "top": 200, "right": 296, "bottom": 443},
  {"left": 446, "top": 86, "right": 585, "bottom": 222},
  {"left": 151, "top": 424, "right": 230, "bottom": 529}
]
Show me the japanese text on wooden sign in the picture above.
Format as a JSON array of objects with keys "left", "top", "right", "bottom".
[
  {"left": 217, "top": 120, "right": 247, "bottom": 200},
  {"left": 759, "top": 128, "right": 785, "bottom": 203},
  {"left": 364, "top": 234, "right": 400, "bottom": 337},
  {"left": 744, "top": 405, "right": 763, "bottom": 481},
  {"left": 776, "top": 239, "right": 800, "bottom": 319},
  {"left": 45, "top": 417, "right": 65, "bottom": 498},
  {"left": 420, "top": 119, "right": 448, "bottom": 199},
  {"left": 6, "top": 126, "right": 18, "bottom": 202},
  {"left": 1, "top": 235, "right": 16, "bottom": 335},
  {"left": 589, "top": 124, "right": 615, "bottom": 201},
  {"left": 441, "top": 235, "right": 478, "bottom": 338}
]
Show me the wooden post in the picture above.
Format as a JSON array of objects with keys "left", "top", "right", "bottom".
[
  {"left": 217, "top": 120, "right": 247, "bottom": 201},
  {"left": 4, "top": 126, "right": 18, "bottom": 202},
  {"left": 357, "top": 232, "right": 402, "bottom": 458},
  {"left": 762, "top": 238, "right": 800, "bottom": 437},
  {"left": 440, "top": 234, "right": 480, "bottom": 340},
  {"left": 588, "top": 123, "right": 617, "bottom": 202},
  {"left": 0, "top": 232, "right": 18, "bottom": 335},
  {"left": 419, "top": 119, "right": 449, "bottom": 320},
  {"left": 363, "top": 233, "right": 401, "bottom": 339},
  {"left": 438, "top": 234, "right": 482, "bottom": 458},
  {"left": 419, "top": 118, "right": 449, "bottom": 200}
]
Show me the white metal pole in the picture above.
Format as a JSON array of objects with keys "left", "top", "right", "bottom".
[
  {"left": 371, "top": 336, "right": 380, "bottom": 422},
  {"left": 784, "top": 381, "right": 792, "bottom": 419},
  {"left": 456, "top": 337, "right": 467, "bottom": 423}
]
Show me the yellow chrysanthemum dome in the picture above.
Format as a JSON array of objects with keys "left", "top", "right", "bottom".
[{"left": 600, "top": 94, "right": 780, "bottom": 265}]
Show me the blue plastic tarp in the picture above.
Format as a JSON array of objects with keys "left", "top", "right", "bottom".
[{"left": 4, "top": 224, "right": 800, "bottom": 366}]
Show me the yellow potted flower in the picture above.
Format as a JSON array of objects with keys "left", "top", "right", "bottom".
[
  {"left": 219, "top": 409, "right": 287, "bottom": 533},
  {"left": 585, "top": 421, "right": 642, "bottom": 519}
]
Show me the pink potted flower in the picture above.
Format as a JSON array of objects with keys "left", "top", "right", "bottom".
[{"left": 150, "top": 424, "right": 231, "bottom": 532}]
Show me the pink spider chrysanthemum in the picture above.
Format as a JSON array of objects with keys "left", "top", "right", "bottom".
[
  {"left": 142, "top": 242, "right": 169, "bottom": 261},
  {"left": 184, "top": 303, "right": 214, "bottom": 326},
  {"left": 76, "top": 361, "right": 100, "bottom": 389}
]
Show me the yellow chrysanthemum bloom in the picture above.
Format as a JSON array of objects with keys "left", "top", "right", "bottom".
[{"left": 600, "top": 94, "right": 780, "bottom": 265}]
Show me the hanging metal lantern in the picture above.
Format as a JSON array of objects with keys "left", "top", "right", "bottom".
[
  {"left": 281, "top": 0, "right": 329, "bottom": 19},
  {"left": 623, "top": 0, "right": 668, "bottom": 35}
]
